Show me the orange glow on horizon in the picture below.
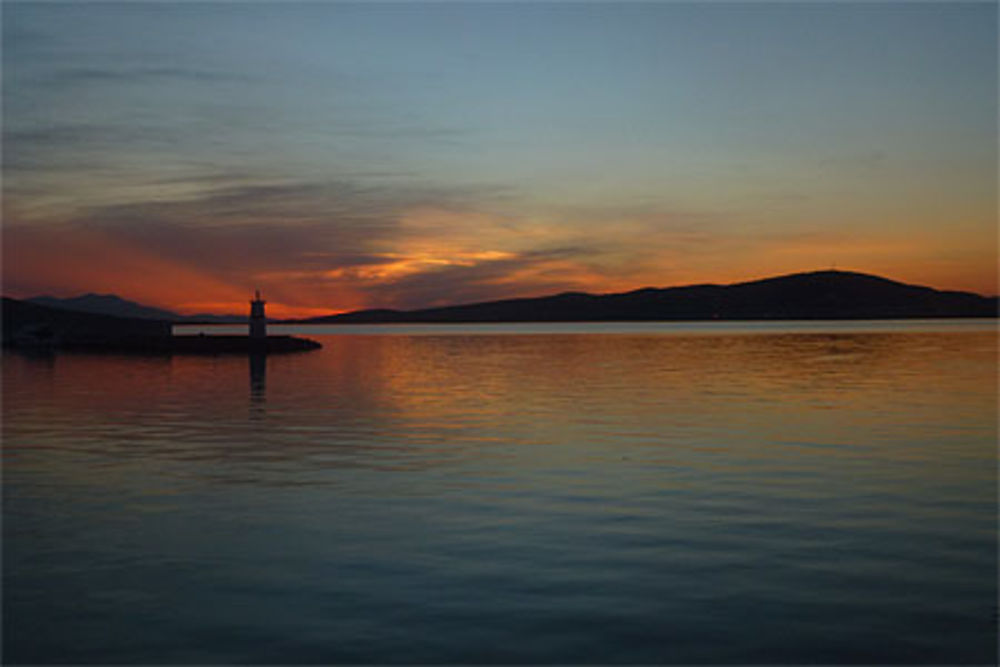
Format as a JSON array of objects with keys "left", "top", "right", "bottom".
[
  {"left": 171, "top": 301, "right": 351, "bottom": 320},
  {"left": 4, "top": 211, "right": 997, "bottom": 320}
]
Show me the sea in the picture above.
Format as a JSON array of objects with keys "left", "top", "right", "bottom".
[{"left": 3, "top": 320, "right": 997, "bottom": 664}]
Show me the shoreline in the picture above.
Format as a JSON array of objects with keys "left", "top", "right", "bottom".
[{"left": 3, "top": 334, "right": 322, "bottom": 355}]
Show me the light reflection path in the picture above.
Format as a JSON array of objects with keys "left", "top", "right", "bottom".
[{"left": 3, "top": 322, "right": 997, "bottom": 664}]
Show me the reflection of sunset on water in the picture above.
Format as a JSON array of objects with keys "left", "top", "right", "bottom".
[
  {"left": 4, "top": 322, "right": 996, "bottom": 663},
  {"left": 9, "top": 326, "right": 993, "bottom": 488}
]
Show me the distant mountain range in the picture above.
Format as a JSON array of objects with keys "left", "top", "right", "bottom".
[
  {"left": 25, "top": 293, "right": 244, "bottom": 323},
  {"left": 16, "top": 271, "right": 998, "bottom": 326},
  {"left": 291, "top": 270, "right": 998, "bottom": 323}
]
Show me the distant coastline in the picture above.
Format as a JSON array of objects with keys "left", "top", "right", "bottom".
[
  {"left": 9, "top": 271, "right": 998, "bottom": 334},
  {"left": 287, "top": 270, "right": 998, "bottom": 325}
]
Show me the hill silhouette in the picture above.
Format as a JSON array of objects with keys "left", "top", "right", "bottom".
[
  {"left": 26, "top": 293, "right": 244, "bottom": 323},
  {"left": 292, "top": 270, "right": 997, "bottom": 323},
  {"left": 4, "top": 296, "right": 172, "bottom": 347},
  {"left": 28, "top": 293, "right": 181, "bottom": 320}
]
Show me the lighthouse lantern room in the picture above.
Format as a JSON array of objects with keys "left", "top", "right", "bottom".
[{"left": 250, "top": 290, "right": 267, "bottom": 340}]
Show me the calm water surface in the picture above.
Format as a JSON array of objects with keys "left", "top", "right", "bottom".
[{"left": 4, "top": 321, "right": 997, "bottom": 664}]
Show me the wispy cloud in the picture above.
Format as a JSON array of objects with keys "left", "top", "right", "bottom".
[
  {"left": 5, "top": 175, "right": 558, "bottom": 314},
  {"left": 35, "top": 66, "right": 258, "bottom": 88},
  {"left": 351, "top": 247, "right": 599, "bottom": 309}
]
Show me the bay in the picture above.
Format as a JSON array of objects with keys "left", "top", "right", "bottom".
[{"left": 3, "top": 320, "right": 997, "bottom": 664}]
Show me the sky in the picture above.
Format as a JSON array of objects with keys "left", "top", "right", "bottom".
[{"left": 3, "top": 1, "right": 997, "bottom": 318}]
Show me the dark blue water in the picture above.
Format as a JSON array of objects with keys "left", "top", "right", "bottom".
[{"left": 4, "top": 321, "right": 997, "bottom": 664}]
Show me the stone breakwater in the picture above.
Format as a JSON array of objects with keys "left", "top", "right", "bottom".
[
  {"left": 171, "top": 334, "right": 321, "bottom": 354},
  {"left": 6, "top": 333, "right": 321, "bottom": 354},
  {"left": 3, "top": 297, "right": 321, "bottom": 354}
]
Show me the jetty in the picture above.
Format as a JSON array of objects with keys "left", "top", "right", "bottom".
[
  {"left": 170, "top": 333, "right": 320, "bottom": 354},
  {"left": 170, "top": 290, "right": 321, "bottom": 353},
  {"left": 2, "top": 293, "right": 321, "bottom": 354}
]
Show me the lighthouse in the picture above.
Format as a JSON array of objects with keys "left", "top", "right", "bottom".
[{"left": 249, "top": 290, "right": 267, "bottom": 341}]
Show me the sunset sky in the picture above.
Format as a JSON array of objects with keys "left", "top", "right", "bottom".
[{"left": 3, "top": 1, "right": 997, "bottom": 318}]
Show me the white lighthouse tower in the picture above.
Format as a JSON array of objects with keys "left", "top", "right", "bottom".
[{"left": 249, "top": 290, "right": 267, "bottom": 341}]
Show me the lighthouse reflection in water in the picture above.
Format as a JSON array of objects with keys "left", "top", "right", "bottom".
[
  {"left": 249, "top": 352, "right": 266, "bottom": 408},
  {"left": 249, "top": 289, "right": 267, "bottom": 410}
]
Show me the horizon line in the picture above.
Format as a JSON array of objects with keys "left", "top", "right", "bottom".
[{"left": 8, "top": 267, "right": 998, "bottom": 321}]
